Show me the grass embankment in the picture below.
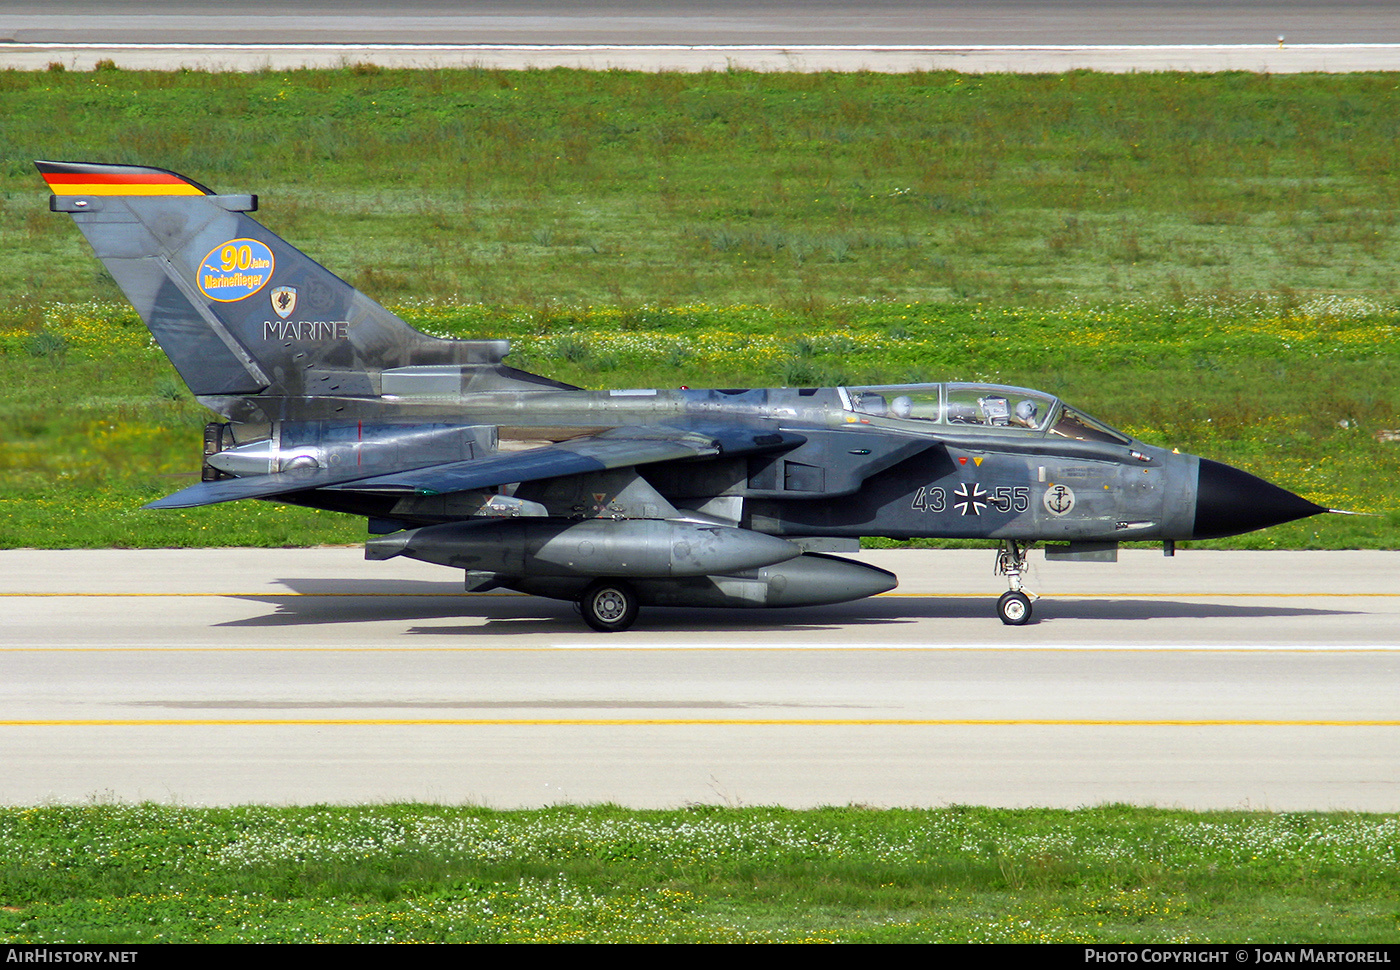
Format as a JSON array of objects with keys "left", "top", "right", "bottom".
[
  {"left": 0, "top": 67, "right": 1396, "bottom": 547},
  {"left": 2, "top": 804, "right": 1397, "bottom": 943}
]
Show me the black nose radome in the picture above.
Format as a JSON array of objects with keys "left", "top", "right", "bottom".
[{"left": 1193, "top": 458, "right": 1327, "bottom": 540}]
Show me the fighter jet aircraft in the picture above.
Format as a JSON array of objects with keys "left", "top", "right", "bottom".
[{"left": 38, "top": 160, "right": 1329, "bottom": 629}]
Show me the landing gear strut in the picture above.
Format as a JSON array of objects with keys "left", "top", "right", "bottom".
[
  {"left": 580, "top": 579, "right": 640, "bottom": 632},
  {"left": 994, "top": 540, "right": 1038, "bottom": 625}
]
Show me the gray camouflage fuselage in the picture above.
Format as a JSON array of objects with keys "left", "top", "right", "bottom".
[{"left": 38, "top": 160, "right": 1326, "bottom": 627}]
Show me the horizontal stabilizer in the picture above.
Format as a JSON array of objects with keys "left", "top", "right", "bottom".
[{"left": 143, "top": 459, "right": 452, "bottom": 509}]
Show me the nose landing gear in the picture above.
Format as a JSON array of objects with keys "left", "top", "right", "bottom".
[{"left": 995, "top": 540, "right": 1038, "bottom": 625}]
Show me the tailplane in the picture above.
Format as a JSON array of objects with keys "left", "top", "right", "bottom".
[{"left": 38, "top": 161, "right": 571, "bottom": 413}]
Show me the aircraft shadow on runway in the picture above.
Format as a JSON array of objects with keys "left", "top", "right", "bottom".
[
  {"left": 217, "top": 580, "right": 1358, "bottom": 633},
  {"left": 411, "top": 598, "right": 1352, "bottom": 636}
]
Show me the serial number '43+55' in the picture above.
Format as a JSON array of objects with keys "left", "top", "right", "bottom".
[{"left": 911, "top": 485, "right": 1031, "bottom": 515}]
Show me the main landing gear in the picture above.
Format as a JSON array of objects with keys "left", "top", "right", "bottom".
[
  {"left": 579, "top": 579, "right": 640, "bottom": 632},
  {"left": 995, "top": 540, "right": 1038, "bottom": 626}
]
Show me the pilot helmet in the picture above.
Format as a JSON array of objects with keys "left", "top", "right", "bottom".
[{"left": 1015, "top": 400, "right": 1039, "bottom": 423}]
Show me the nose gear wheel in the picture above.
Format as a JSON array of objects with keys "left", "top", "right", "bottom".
[{"left": 994, "top": 540, "right": 1039, "bottom": 625}]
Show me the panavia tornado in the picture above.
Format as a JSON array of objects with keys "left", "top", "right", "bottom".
[{"left": 38, "top": 161, "right": 1329, "bottom": 630}]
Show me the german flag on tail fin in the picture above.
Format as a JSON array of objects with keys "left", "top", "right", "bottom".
[{"left": 37, "top": 160, "right": 212, "bottom": 197}]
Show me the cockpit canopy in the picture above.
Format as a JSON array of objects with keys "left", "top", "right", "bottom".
[{"left": 841, "top": 382, "right": 1130, "bottom": 445}]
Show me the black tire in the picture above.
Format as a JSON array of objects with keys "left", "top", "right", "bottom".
[
  {"left": 997, "top": 590, "right": 1032, "bottom": 626},
  {"left": 580, "top": 580, "right": 640, "bottom": 632}
]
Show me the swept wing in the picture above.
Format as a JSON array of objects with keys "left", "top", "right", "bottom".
[{"left": 146, "top": 424, "right": 807, "bottom": 509}]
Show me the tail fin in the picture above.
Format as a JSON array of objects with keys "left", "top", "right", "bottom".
[{"left": 38, "top": 161, "right": 571, "bottom": 412}]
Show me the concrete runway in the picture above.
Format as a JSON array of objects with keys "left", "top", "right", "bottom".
[
  {"left": 2, "top": 547, "right": 1396, "bottom": 809},
  {"left": 4, "top": 1, "right": 1400, "bottom": 72}
]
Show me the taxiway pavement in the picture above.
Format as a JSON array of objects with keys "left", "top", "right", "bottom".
[
  {"left": 3, "top": 1, "right": 1400, "bottom": 72},
  {"left": 2, "top": 547, "right": 1396, "bottom": 809}
]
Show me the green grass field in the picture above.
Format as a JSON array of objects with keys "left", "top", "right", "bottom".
[
  {"left": 6, "top": 66, "right": 1400, "bottom": 308},
  {"left": 1, "top": 66, "right": 1397, "bottom": 549},
  {"left": 1, "top": 803, "right": 1397, "bottom": 943}
]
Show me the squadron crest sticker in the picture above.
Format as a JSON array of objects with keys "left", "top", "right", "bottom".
[
  {"left": 1044, "top": 483, "right": 1077, "bottom": 516},
  {"left": 270, "top": 285, "right": 297, "bottom": 319}
]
